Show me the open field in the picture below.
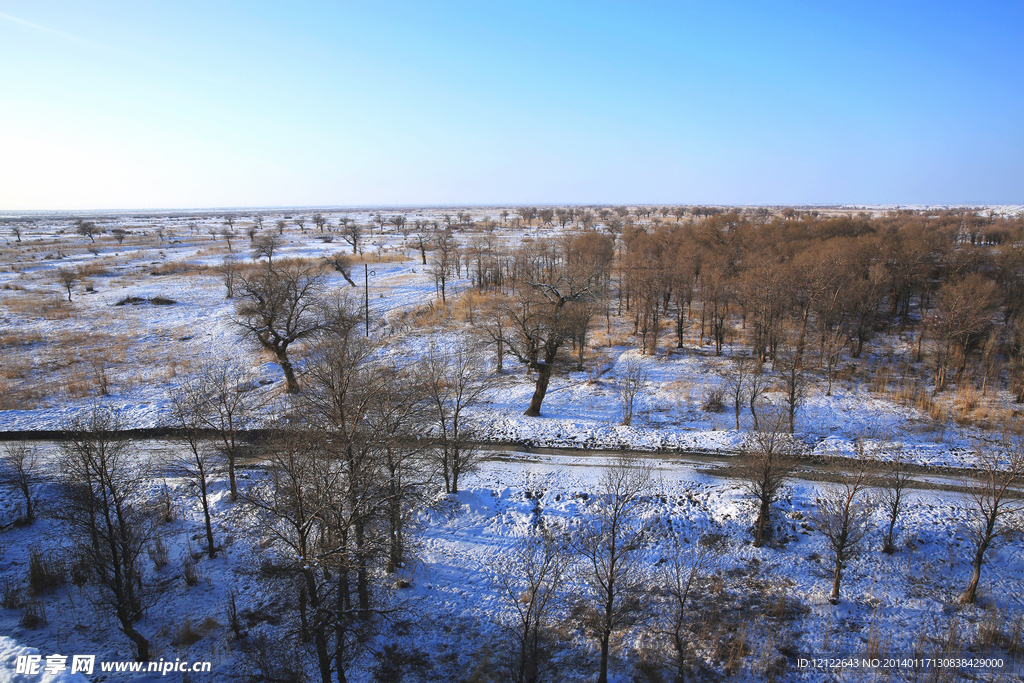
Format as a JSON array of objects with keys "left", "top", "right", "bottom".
[
  {"left": 3, "top": 206, "right": 1024, "bottom": 464},
  {"left": 2, "top": 204, "right": 1024, "bottom": 682}
]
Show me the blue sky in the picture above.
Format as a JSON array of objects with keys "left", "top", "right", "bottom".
[{"left": 1, "top": 1, "right": 1021, "bottom": 210}]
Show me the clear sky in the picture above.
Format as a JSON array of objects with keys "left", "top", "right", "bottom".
[{"left": 1, "top": 1, "right": 1021, "bottom": 210}]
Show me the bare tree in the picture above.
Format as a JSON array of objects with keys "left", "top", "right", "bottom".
[
  {"left": 412, "top": 232, "right": 430, "bottom": 265},
  {"left": 298, "top": 323, "right": 382, "bottom": 614},
  {"left": 811, "top": 454, "right": 874, "bottom": 603},
  {"left": 738, "top": 254, "right": 787, "bottom": 364},
  {"left": 221, "top": 229, "right": 236, "bottom": 251},
  {"left": 778, "top": 347, "right": 807, "bottom": 434},
  {"left": 820, "top": 319, "right": 851, "bottom": 397},
  {"left": 75, "top": 219, "right": 99, "bottom": 243},
  {"left": 615, "top": 355, "right": 648, "bottom": 426},
  {"left": 341, "top": 221, "right": 362, "bottom": 254},
  {"left": 493, "top": 527, "right": 571, "bottom": 683},
  {"left": 564, "top": 300, "right": 596, "bottom": 371},
  {"left": 10, "top": 225, "right": 22, "bottom": 243},
  {"left": 725, "top": 354, "right": 753, "bottom": 430},
  {"left": 959, "top": 436, "right": 1024, "bottom": 604},
  {"left": 429, "top": 230, "right": 458, "bottom": 303},
  {"left": 698, "top": 254, "right": 732, "bottom": 356},
  {"left": 253, "top": 214, "right": 264, "bottom": 230},
  {"left": 880, "top": 446, "right": 911, "bottom": 554},
  {"left": 361, "top": 364, "right": 432, "bottom": 573},
  {"left": 739, "top": 406, "right": 796, "bottom": 547},
  {"left": 477, "top": 296, "right": 508, "bottom": 374},
  {"left": 747, "top": 360, "right": 768, "bottom": 431},
  {"left": 623, "top": 230, "right": 670, "bottom": 355},
  {"left": 59, "top": 406, "right": 156, "bottom": 660},
  {"left": 326, "top": 252, "right": 358, "bottom": 287},
  {"left": 219, "top": 255, "right": 239, "bottom": 299},
  {"left": 224, "top": 215, "right": 236, "bottom": 230},
  {"left": 930, "top": 274, "right": 1000, "bottom": 391},
  {"left": 294, "top": 216, "right": 307, "bottom": 232},
  {"left": 573, "top": 455, "right": 653, "bottom": 683},
  {"left": 313, "top": 213, "right": 327, "bottom": 232},
  {"left": 111, "top": 228, "right": 127, "bottom": 245},
  {"left": 0, "top": 442, "right": 42, "bottom": 524},
  {"left": 166, "top": 381, "right": 219, "bottom": 558},
  {"left": 241, "top": 428, "right": 350, "bottom": 683},
  {"left": 57, "top": 268, "right": 77, "bottom": 302},
  {"left": 517, "top": 207, "right": 536, "bottom": 228},
  {"left": 390, "top": 214, "right": 406, "bottom": 234},
  {"left": 276, "top": 219, "right": 287, "bottom": 235},
  {"left": 420, "top": 341, "right": 491, "bottom": 494},
  {"left": 487, "top": 241, "right": 604, "bottom": 416},
  {"left": 252, "top": 234, "right": 282, "bottom": 263},
  {"left": 235, "top": 260, "right": 328, "bottom": 393},
  {"left": 402, "top": 218, "right": 416, "bottom": 239},
  {"left": 657, "top": 533, "right": 722, "bottom": 682},
  {"left": 193, "top": 359, "right": 262, "bottom": 502}
]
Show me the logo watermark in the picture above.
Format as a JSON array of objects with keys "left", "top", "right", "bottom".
[{"left": 15, "top": 654, "right": 212, "bottom": 676}]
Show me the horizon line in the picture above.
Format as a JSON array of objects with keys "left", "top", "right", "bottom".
[{"left": 2, "top": 202, "right": 1021, "bottom": 217}]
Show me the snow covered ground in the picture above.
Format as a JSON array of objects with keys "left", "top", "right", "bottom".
[
  {"left": 1, "top": 209, "right": 1016, "bottom": 471},
  {"left": 0, "top": 445, "right": 1021, "bottom": 682},
  {"left": 2, "top": 209, "right": 1024, "bottom": 681}
]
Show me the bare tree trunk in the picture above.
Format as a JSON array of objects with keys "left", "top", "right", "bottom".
[
  {"left": 524, "top": 364, "right": 552, "bottom": 417},
  {"left": 227, "top": 452, "right": 238, "bottom": 501},
  {"left": 960, "top": 536, "right": 990, "bottom": 604},
  {"left": 676, "top": 303, "right": 686, "bottom": 348},
  {"left": 200, "top": 487, "right": 216, "bottom": 558},
  {"left": 276, "top": 349, "right": 300, "bottom": 393},
  {"left": 598, "top": 633, "right": 610, "bottom": 683},
  {"left": 335, "top": 572, "right": 350, "bottom": 683},
  {"left": 120, "top": 614, "right": 151, "bottom": 661},
  {"left": 830, "top": 559, "right": 843, "bottom": 602},
  {"left": 883, "top": 517, "right": 897, "bottom": 554},
  {"left": 298, "top": 584, "right": 310, "bottom": 642},
  {"left": 356, "top": 519, "right": 370, "bottom": 615},
  {"left": 754, "top": 497, "right": 771, "bottom": 547},
  {"left": 303, "top": 570, "right": 332, "bottom": 683}
]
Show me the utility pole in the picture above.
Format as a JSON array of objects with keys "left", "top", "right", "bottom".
[{"left": 364, "top": 264, "right": 376, "bottom": 336}]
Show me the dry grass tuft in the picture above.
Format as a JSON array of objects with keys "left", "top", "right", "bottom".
[
  {"left": 149, "top": 261, "right": 214, "bottom": 277},
  {"left": 350, "top": 251, "right": 411, "bottom": 265},
  {"left": 0, "top": 329, "right": 42, "bottom": 352},
  {"left": 1, "top": 291, "right": 78, "bottom": 320},
  {"left": 19, "top": 600, "right": 47, "bottom": 629},
  {"left": 391, "top": 300, "right": 454, "bottom": 333},
  {"left": 0, "top": 578, "right": 24, "bottom": 609},
  {"left": 171, "top": 617, "right": 210, "bottom": 647},
  {"left": 453, "top": 290, "right": 489, "bottom": 325},
  {"left": 865, "top": 362, "right": 1013, "bottom": 429},
  {"left": 0, "top": 378, "right": 47, "bottom": 410},
  {"left": 76, "top": 260, "right": 116, "bottom": 277},
  {"left": 28, "top": 548, "right": 67, "bottom": 595}
]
